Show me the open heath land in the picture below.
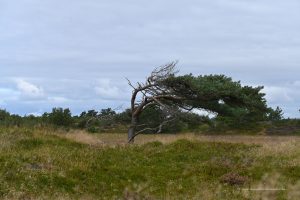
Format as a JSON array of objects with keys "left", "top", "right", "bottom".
[{"left": 1, "top": 128, "right": 300, "bottom": 200}]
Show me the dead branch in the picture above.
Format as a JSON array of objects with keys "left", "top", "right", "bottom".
[
  {"left": 133, "top": 117, "right": 176, "bottom": 138},
  {"left": 127, "top": 61, "right": 181, "bottom": 143}
]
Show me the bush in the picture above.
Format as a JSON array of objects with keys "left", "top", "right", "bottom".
[{"left": 44, "top": 108, "right": 73, "bottom": 127}]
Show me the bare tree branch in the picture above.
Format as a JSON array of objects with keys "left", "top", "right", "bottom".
[
  {"left": 133, "top": 117, "right": 176, "bottom": 138},
  {"left": 127, "top": 62, "right": 181, "bottom": 143}
]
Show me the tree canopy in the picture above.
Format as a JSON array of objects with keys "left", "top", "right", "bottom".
[{"left": 163, "top": 74, "right": 268, "bottom": 120}]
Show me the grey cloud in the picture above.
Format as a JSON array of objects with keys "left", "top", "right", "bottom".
[{"left": 0, "top": 0, "right": 300, "bottom": 117}]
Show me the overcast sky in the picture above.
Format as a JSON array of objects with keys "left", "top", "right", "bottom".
[{"left": 1, "top": 0, "right": 300, "bottom": 117}]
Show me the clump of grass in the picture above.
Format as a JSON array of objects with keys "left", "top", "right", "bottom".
[{"left": 220, "top": 172, "right": 248, "bottom": 186}]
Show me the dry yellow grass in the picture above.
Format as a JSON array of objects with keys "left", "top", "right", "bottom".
[
  {"left": 59, "top": 130, "right": 300, "bottom": 168},
  {"left": 57, "top": 131, "right": 300, "bottom": 171},
  {"left": 57, "top": 130, "right": 300, "bottom": 148}
]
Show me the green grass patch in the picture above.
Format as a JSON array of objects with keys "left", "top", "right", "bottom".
[{"left": 0, "top": 129, "right": 299, "bottom": 199}]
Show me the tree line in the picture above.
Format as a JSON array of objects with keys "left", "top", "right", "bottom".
[
  {"left": 0, "top": 104, "right": 285, "bottom": 133},
  {"left": 0, "top": 107, "right": 208, "bottom": 132}
]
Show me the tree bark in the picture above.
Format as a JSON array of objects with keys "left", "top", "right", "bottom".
[{"left": 128, "top": 116, "right": 138, "bottom": 143}]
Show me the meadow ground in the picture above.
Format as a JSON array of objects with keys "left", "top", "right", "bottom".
[{"left": 1, "top": 128, "right": 300, "bottom": 199}]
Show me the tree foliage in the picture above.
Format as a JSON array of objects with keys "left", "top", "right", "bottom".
[
  {"left": 163, "top": 74, "right": 268, "bottom": 120},
  {"left": 267, "top": 106, "right": 284, "bottom": 121}
]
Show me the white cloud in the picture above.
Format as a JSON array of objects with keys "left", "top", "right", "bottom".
[
  {"left": 0, "top": 88, "right": 20, "bottom": 106},
  {"left": 292, "top": 81, "right": 300, "bottom": 87},
  {"left": 263, "top": 86, "right": 293, "bottom": 104},
  {"left": 94, "top": 79, "right": 123, "bottom": 100},
  {"left": 48, "top": 96, "right": 69, "bottom": 103},
  {"left": 26, "top": 111, "right": 43, "bottom": 117},
  {"left": 15, "top": 79, "right": 45, "bottom": 99},
  {"left": 1, "top": 0, "right": 300, "bottom": 117}
]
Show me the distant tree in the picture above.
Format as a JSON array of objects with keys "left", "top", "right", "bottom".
[
  {"left": 9, "top": 114, "right": 23, "bottom": 127},
  {"left": 46, "top": 108, "right": 73, "bottom": 127},
  {"left": 77, "top": 108, "right": 118, "bottom": 132},
  {"left": 174, "top": 111, "right": 210, "bottom": 131},
  {"left": 99, "top": 108, "right": 116, "bottom": 117},
  {"left": 267, "top": 106, "right": 284, "bottom": 121},
  {"left": 77, "top": 111, "right": 91, "bottom": 129},
  {"left": 0, "top": 109, "right": 10, "bottom": 121},
  {"left": 97, "top": 108, "right": 117, "bottom": 129},
  {"left": 0, "top": 109, "right": 23, "bottom": 126},
  {"left": 79, "top": 111, "right": 87, "bottom": 118},
  {"left": 138, "top": 105, "right": 208, "bottom": 133},
  {"left": 87, "top": 110, "right": 98, "bottom": 117},
  {"left": 115, "top": 109, "right": 131, "bottom": 124},
  {"left": 138, "top": 104, "right": 165, "bottom": 133},
  {"left": 126, "top": 62, "right": 268, "bottom": 143}
]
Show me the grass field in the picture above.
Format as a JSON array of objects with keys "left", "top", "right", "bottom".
[{"left": 1, "top": 128, "right": 300, "bottom": 199}]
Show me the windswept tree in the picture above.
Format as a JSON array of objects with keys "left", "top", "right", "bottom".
[{"left": 126, "top": 62, "right": 268, "bottom": 143}]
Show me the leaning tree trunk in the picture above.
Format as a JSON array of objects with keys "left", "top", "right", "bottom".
[{"left": 128, "top": 116, "right": 138, "bottom": 143}]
